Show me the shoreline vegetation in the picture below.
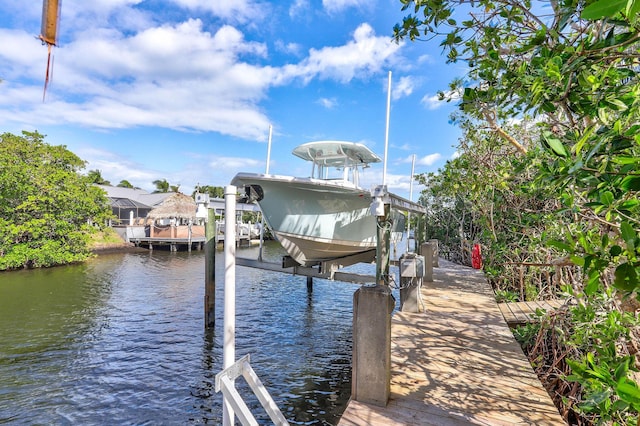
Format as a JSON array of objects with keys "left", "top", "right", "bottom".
[
  {"left": 393, "top": 1, "right": 640, "bottom": 424},
  {"left": 89, "top": 229, "right": 143, "bottom": 254}
]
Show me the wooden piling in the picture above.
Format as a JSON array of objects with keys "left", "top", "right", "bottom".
[
  {"left": 205, "top": 208, "right": 216, "bottom": 328},
  {"left": 352, "top": 195, "right": 393, "bottom": 406}
]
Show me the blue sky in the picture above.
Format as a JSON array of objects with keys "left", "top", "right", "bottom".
[{"left": 0, "top": 0, "right": 465, "bottom": 200}]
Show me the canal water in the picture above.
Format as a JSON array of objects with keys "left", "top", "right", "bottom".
[{"left": 0, "top": 241, "right": 391, "bottom": 425}]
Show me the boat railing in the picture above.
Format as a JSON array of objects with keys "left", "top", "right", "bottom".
[{"left": 215, "top": 354, "right": 289, "bottom": 426}]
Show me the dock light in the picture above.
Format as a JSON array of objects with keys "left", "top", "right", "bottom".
[{"left": 370, "top": 185, "right": 388, "bottom": 217}]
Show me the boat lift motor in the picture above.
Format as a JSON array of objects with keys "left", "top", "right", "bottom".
[{"left": 399, "top": 252, "right": 425, "bottom": 313}]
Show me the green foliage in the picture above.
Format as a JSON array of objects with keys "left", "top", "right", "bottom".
[
  {"left": 396, "top": 0, "right": 640, "bottom": 423},
  {"left": 0, "top": 131, "right": 112, "bottom": 269},
  {"left": 513, "top": 322, "right": 541, "bottom": 351},
  {"left": 495, "top": 289, "right": 518, "bottom": 303},
  {"left": 152, "top": 178, "right": 170, "bottom": 193},
  {"left": 86, "top": 169, "right": 110, "bottom": 185},
  {"left": 193, "top": 185, "right": 225, "bottom": 199}
]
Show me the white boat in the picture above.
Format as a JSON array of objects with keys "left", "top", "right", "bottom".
[{"left": 231, "top": 141, "right": 408, "bottom": 267}]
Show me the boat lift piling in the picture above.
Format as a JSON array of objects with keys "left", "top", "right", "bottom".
[
  {"left": 204, "top": 207, "right": 216, "bottom": 328},
  {"left": 351, "top": 185, "right": 395, "bottom": 406},
  {"left": 216, "top": 186, "right": 290, "bottom": 426},
  {"left": 222, "top": 186, "right": 236, "bottom": 426}
]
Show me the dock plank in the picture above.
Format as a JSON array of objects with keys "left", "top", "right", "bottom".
[
  {"left": 498, "top": 300, "right": 566, "bottom": 326},
  {"left": 338, "top": 260, "right": 565, "bottom": 426}
]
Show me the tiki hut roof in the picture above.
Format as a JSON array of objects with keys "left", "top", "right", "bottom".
[{"left": 146, "top": 193, "right": 196, "bottom": 221}]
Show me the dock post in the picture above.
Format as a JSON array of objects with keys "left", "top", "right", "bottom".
[
  {"left": 421, "top": 242, "right": 434, "bottom": 282},
  {"left": 351, "top": 185, "right": 394, "bottom": 406},
  {"left": 205, "top": 208, "right": 216, "bottom": 329},
  {"left": 429, "top": 238, "right": 439, "bottom": 267},
  {"left": 399, "top": 253, "right": 424, "bottom": 313},
  {"left": 352, "top": 284, "right": 394, "bottom": 406},
  {"left": 222, "top": 185, "right": 237, "bottom": 426},
  {"left": 306, "top": 276, "right": 313, "bottom": 293}
]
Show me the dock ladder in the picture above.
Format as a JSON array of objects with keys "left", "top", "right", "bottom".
[{"left": 215, "top": 354, "right": 289, "bottom": 426}]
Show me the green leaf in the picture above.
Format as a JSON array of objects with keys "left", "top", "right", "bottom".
[
  {"left": 585, "top": 271, "right": 601, "bottom": 296},
  {"left": 567, "top": 358, "right": 587, "bottom": 376},
  {"left": 619, "top": 199, "right": 639, "bottom": 210},
  {"left": 614, "top": 262, "right": 638, "bottom": 292},
  {"left": 620, "top": 175, "right": 640, "bottom": 191},
  {"left": 571, "top": 255, "right": 585, "bottom": 266},
  {"left": 600, "top": 191, "right": 614, "bottom": 206},
  {"left": 548, "top": 239, "right": 573, "bottom": 252},
  {"left": 612, "top": 156, "right": 640, "bottom": 165},
  {"left": 610, "top": 245, "right": 622, "bottom": 257},
  {"left": 616, "top": 377, "right": 640, "bottom": 405},
  {"left": 581, "top": 0, "right": 627, "bottom": 20},
  {"left": 621, "top": 221, "right": 636, "bottom": 246},
  {"left": 614, "top": 360, "right": 629, "bottom": 381},
  {"left": 542, "top": 131, "right": 568, "bottom": 157},
  {"left": 627, "top": 0, "right": 640, "bottom": 20}
]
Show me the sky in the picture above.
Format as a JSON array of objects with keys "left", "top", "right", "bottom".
[{"left": 0, "top": 0, "right": 466, "bottom": 200}]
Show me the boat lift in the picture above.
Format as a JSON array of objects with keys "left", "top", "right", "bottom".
[
  {"left": 212, "top": 184, "right": 427, "bottom": 425},
  {"left": 235, "top": 185, "right": 426, "bottom": 285}
]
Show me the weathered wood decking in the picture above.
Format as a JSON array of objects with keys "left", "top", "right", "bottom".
[
  {"left": 338, "top": 259, "right": 565, "bottom": 425},
  {"left": 498, "top": 300, "right": 566, "bottom": 327}
]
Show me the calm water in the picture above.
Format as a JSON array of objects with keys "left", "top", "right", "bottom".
[{"left": 0, "top": 241, "right": 386, "bottom": 425}]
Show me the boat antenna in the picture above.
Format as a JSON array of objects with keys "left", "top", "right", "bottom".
[
  {"left": 383, "top": 70, "right": 391, "bottom": 186},
  {"left": 258, "top": 124, "right": 273, "bottom": 262},
  {"left": 266, "top": 124, "right": 273, "bottom": 175}
]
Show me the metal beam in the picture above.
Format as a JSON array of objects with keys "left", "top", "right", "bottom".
[{"left": 236, "top": 257, "right": 376, "bottom": 285}]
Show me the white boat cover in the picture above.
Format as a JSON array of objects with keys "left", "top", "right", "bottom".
[{"left": 292, "top": 141, "right": 381, "bottom": 168}]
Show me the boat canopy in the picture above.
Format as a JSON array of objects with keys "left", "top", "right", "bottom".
[{"left": 292, "top": 141, "right": 381, "bottom": 168}]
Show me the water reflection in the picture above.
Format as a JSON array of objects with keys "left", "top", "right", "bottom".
[{"left": 0, "top": 242, "right": 358, "bottom": 424}]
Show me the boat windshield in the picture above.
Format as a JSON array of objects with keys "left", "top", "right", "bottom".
[
  {"left": 293, "top": 141, "right": 381, "bottom": 187},
  {"left": 312, "top": 164, "right": 359, "bottom": 185}
]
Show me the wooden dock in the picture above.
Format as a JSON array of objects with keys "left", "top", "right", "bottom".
[
  {"left": 338, "top": 259, "right": 565, "bottom": 425},
  {"left": 130, "top": 234, "right": 254, "bottom": 251},
  {"left": 130, "top": 237, "right": 206, "bottom": 251},
  {"left": 498, "top": 300, "right": 566, "bottom": 327}
]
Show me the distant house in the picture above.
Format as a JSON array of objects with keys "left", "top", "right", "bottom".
[
  {"left": 97, "top": 186, "right": 206, "bottom": 248},
  {"left": 97, "top": 185, "right": 174, "bottom": 225}
]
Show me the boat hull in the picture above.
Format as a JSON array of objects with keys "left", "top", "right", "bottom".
[{"left": 231, "top": 173, "right": 403, "bottom": 266}]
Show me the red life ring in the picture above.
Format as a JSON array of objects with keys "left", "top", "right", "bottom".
[{"left": 472, "top": 244, "right": 482, "bottom": 269}]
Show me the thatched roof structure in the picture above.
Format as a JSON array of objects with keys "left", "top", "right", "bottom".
[{"left": 146, "top": 193, "right": 196, "bottom": 221}]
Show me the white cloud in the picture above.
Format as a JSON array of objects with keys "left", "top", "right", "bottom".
[
  {"left": 168, "top": 0, "right": 265, "bottom": 23},
  {"left": 417, "top": 54, "right": 433, "bottom": 64},
  {"left": 392, "top": 75, "right": 414, "bottom": 100},
  {"left": 289, "top": 23, "right": 402, "bottom": 83},
  {"left": 317, "top": 97, "right": 338, "bottom": 108},
  {"left": 416, "top": 153, "right": 441, "bottom": 166},
  {"left": 395, "top": 143, "right": 413, "bottom": 151},
  {"left": 275, "top": 40, "right": 303, "bottom": 56},
  {"left": 289, "top": 0, "right": 310, "bottom": 19},
  {"left": 0, "top": 16, "right": 403, "bottom": 143},
  {"left": 78, "top": 146, "right": 266, "bottom": 193},
  {"left": 421, "top": 88, "right": 461, "bottom": 110},
  {"left": 0, "top": 20, "right": 275, "bottom": 140},
  {"left": 421, "top": 93, "right": 443, "bottom": 110},
  {"left": 322, "top": 0, "right": 366, "bottom": 14}
]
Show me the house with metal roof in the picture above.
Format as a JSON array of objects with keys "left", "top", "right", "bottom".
[{"left": 97, "top": 185, "right": 175, "bottom": 225}]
